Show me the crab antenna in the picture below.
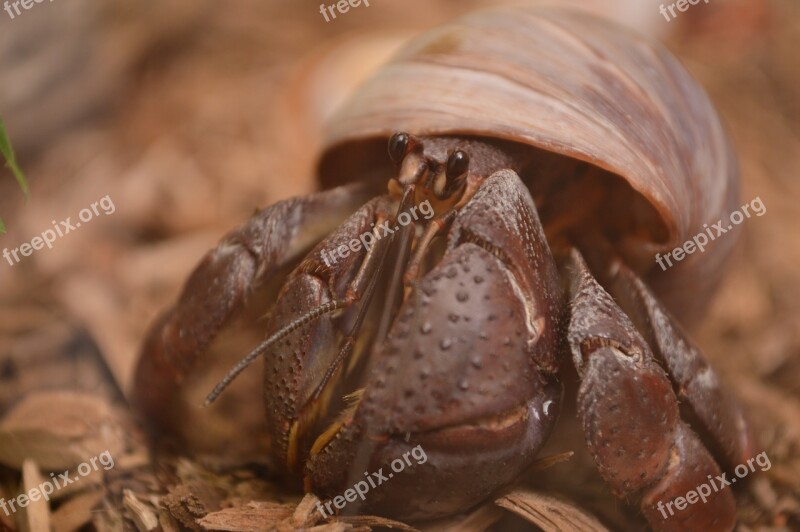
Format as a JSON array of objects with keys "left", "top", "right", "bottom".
[
  {"left": 204, "top": 299, "right": 347, "bottom": 406},
  {"left": 374, "top": 184, "right": 416, "bottom": 342}
]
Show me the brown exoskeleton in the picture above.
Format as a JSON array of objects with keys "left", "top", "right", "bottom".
[{"left": 135, "top": 7, "right": 755, "bottom": 531}]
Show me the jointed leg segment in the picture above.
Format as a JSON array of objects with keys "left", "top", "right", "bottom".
[{"left": 566, "top": 250, "right": 740, "bottom": 531}]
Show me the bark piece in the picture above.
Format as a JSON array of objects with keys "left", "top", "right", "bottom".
[
  {"left": 18, "top": 460, "right": 50, "bottom": 532},
  {"left": 198, "top": 501, "right": 294, "bottom": 531},
  {"left": 496, "top": 489, "right": 609, "bottom": 532},
  {"left": 124, "top": 490, "right": 159, "bottom": 531},
  {"left": 51, "top": 489, "right": 104, "bottom": 532}
]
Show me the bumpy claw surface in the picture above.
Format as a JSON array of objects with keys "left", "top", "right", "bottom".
[
  {"left": 607, "top": 260, "right": 755, "bottom": 470},
  {"left": 307, "top": 170, "right": 563, "bottom": 520},
  {"left": 567, "top": 250, "right": 736, "bottom": 532}
]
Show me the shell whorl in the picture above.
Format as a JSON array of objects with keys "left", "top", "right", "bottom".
[{"left": 319, "top": 7, "right": 739, "bottom": 321}]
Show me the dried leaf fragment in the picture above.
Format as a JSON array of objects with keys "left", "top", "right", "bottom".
[
  {"left": 159, "top": 508, "right": 182, "bottom": 532},
  {"left": 51, "top": 489, "right": 104, "bottom": 532},
  {"left": 424, "top": 503, "right": 504, "bottom": 532},
  {"left": 0, "top": 391, "right": 124, "bottom": 471},
  {"left": 18, "top": 459, "right": 50, "bottom": 532},
  {"left": 198, "top": 501, "right": 294, "bottom": 531},
  {"left": 124, "top": 489, "right": 159, "bottom": 531},
  {"left": 496, "top": 489, "right": 609, "bottom": 532},
  {"left": 289, "top": 493, "right": 323, "bottom": 528},
  {"left": 337, "top": 515, "right": 419, "bottom": 530}
]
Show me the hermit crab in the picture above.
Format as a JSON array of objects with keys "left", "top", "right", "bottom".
[{"left": 135, "top": 7, "right": 754, "bottom": 531}]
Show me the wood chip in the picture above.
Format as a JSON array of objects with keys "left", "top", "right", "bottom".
[
  {"left": 305, "top": 524, "right": 351, "bottom": 532},
  {"left": 158, "top": 508, "right": 182, "bottom": 532},
  {"left": 0, "top": 391, "right": 125, "bottom": 471},
  {"left": 91, "top": 505, "right": 127, "bottom": 532},
  {"left": 198, "top": 501, "right": 294, "bottom": 531},
  {"left": 337, "top": 514, "right": 419, "bottom": 530},
  {"left": 124, "top": 489, "right": 159, "bottom": 531},
  {"left": 58, "top": 275, "right": 141, "bottom": 400},
  {"left": 160, "top": 483, "right": 219, "bottom": 531},
  {"left": 424, "top": 503, "right": 505, "bottom": 532},
  {"left": 496, "top": 489, "right": 609, "bottom": 532},
  {"left": 289, "top": 493, "right": 322, "bottom": 528},
  {"left": 17, "top": 459, "right": 50, "bottom": 532},
  {"left": 51, "top": 489, "right": 104, "bottom": 532}
]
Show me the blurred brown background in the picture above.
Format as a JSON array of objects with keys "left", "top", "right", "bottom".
[{"left": 0, "top": 0, "right": 797, "bottom": 530}]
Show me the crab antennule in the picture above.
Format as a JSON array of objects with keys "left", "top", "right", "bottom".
[{"left": 374, "top": 184, "right": 417, "bottom": 341}]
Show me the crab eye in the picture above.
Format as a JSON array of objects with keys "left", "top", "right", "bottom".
[
  {"left": 446, "top": 150, "right": 470, "bottom": 179},
  {"left": 388, "top": 132, "right": 410, "bottom": 164}
]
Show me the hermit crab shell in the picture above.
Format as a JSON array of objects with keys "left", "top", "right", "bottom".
[{"left": 316, "top": 7, "right": 739, "bottom": 322}]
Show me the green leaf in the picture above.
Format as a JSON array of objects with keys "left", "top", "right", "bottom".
[
  {"left": 0, "top": 118, "right": 28, "bottom": 198},
  {"left": 0, "top": 217, "right": 5, "bottom": 234}
]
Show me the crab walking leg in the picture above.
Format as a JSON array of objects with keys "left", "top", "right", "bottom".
[
  {"left": 566, "top": 250, "right": 735, "bottom": 532},
  {"left": 134, "top": 184, "right": 372, "bottom": 431},
  {"left": 606, "top": 260, "right": 755, "bottom": 470}
]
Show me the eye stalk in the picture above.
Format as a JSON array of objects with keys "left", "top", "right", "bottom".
[
  {"left": 388, "top": 132, "right": 410, "bottom": 164},
  {"left": 446, "top": 149, "right": 470, "bottom": 179}
]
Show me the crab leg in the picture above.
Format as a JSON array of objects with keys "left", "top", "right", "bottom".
[
  {"left": 566, "top": 250, "right": 736, "bottom": 531},
  {"left": 606, "top": 260, "right": 755, "bottom": 470},
  {"left": 134, "top": 184, "right": 372, "bottom": 431}
]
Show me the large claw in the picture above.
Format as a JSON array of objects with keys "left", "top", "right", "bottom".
[{"left": 306, "top": 170, "right": 564, "bottom": 520}]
